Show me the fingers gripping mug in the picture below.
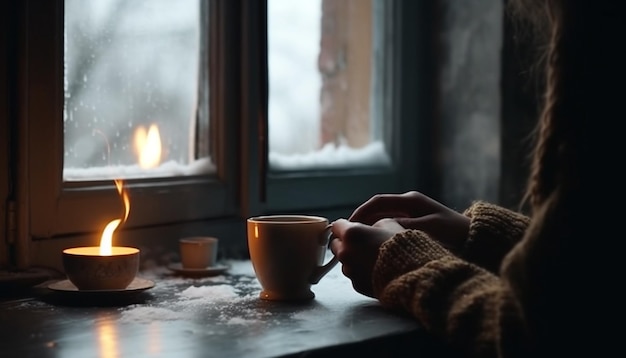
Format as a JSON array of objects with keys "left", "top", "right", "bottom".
[{"left": 247, "top": 215, "right": 338, "bottom": 301}]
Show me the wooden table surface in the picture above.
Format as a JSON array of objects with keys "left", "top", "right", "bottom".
[{"left": 0, "top": 260, "right": 453, "bottom": 358}]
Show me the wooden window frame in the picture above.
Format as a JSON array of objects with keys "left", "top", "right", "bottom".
[
  {"left": 4, "top": 0, "right": 437, "bottom": 269},
  {"left": 21, "top": 0, "right": 238, "bottom": 240},
  {"left": 242, "top": 0, "right": 433, "bottom": 216}
]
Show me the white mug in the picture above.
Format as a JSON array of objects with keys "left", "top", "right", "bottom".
[{"left": 247, "top": 215, "right": 338, "bottom": 301}]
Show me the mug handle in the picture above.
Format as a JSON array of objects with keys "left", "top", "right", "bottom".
[{"left": 309, "top": 224, "right": 339, "bottom": 284}]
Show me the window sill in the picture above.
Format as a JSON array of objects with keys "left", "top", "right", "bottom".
[{"left": 0, "top": 260, "right": 456, "bottom": 357}]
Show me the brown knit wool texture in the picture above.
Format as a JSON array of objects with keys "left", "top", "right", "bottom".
[{"left": 371, "top": 202, "right": 531, "bottom": 358}]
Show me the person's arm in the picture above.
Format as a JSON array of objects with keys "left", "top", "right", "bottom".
[
  {"left": 460, "top": 201, "right": 530, "bottom": 273},
  {"left": 372, "top": 231, "right": 531, "bottom": 358},
  {"left": 344, "top": 192, "right": 529, "bottom": 273}
]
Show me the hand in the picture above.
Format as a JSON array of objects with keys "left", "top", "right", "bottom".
[
  {"left": 330, "top": 218, "right": 405, "bottom": 298},
  {"left": 348, "top": 191, "right": 470, "bottom": 253}
]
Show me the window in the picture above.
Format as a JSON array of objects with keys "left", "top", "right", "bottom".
[
  {"left": 267, "top": 0, "right": 390, "bottom": 171},
  {"left": 63, "top": 0, "right": 212, "bottom": 181},
  {"left": 25, "top": 0, "right": 236, "bottom": 238},
  {"left": 260, "top": 0, "right": 421, "bottom": 213},
  {"left": 7, "top": 0, "right": 428, "bottom": 267}
]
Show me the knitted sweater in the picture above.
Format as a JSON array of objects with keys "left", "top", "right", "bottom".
[
  {"left": 372, "top": 201, "right": 533, "bottom": 357},
  {"left": 372, "top": 195, "right": 615, "bottom": 357}
]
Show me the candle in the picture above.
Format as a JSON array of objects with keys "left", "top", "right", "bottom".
[
  {"left": 62, "top": 179, "right": 140, "bottom": 291},
  {"left": 62, "top": 246, "right": 139, "bottom": 291}
]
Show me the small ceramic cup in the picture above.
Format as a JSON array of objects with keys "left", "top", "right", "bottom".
[{"left": 179, "top": 236, "right": 219, "bottom": 269}]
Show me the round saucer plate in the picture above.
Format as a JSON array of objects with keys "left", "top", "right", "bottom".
[
  {"left": 167, "top": 263, "right": 229, "bottom": 276},
  {"left": 48, "top": 277, "right": 155, "bottom": 296}
]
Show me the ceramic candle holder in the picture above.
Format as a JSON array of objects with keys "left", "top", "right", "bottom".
[{"left": 62, "top": 247, "right": 140, "bottom": 290}]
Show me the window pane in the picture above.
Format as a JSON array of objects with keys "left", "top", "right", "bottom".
[
  {"left": 268, "top": 0, "right": 390, "bottom": 171},
  {"left": 63, "top": 0, "right": 213, "bottom": 181}
]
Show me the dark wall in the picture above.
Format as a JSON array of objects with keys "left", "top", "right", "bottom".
[
  {"left": 436, "top": 0, "right": 503, "bottom": 210},
  {"left": 431, "top": 0, "right": 541, "bottom": 212}
]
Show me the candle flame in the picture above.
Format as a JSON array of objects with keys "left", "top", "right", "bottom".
[
  {"left": 115, "top": 179, "right": 130, "bottom": 222},
  {"left": 99, "top": 124, "right": 159, "bottom": 255},
  {"left": 134, "top": 124, "right": 162, "bottom": 169},
  {"left": 99, "top": 179, "right": 130, "bottom": 256}
]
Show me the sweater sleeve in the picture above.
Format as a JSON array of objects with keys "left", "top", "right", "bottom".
[
  {"left": 461, "top": 201, "right": 530, "bottom": 273},
  {"left": 372, "top": 230, "right": 530, "bottom": 358}
]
